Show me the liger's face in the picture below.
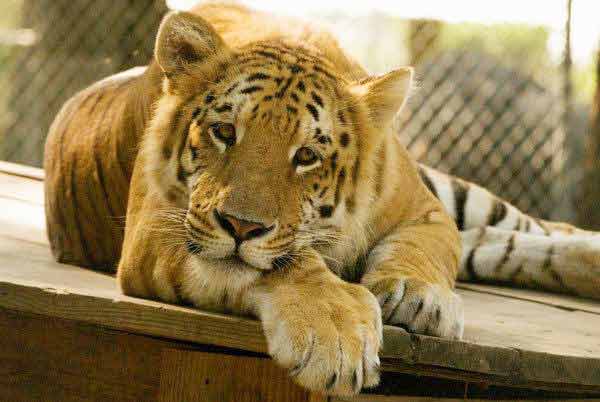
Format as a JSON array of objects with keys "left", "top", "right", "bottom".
[
  {"left": 149, "top": 12, "right": 411, "bottom": 271},
  {"left": 166, "top": 44, "right": 362, "bottom": 270}
]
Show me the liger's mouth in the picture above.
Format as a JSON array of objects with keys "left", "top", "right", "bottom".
[
  {"left": 185, "top": 238, "right": 258, "bottom": 268},
  {"left": 185, "top": 237, "right": 293, "bottom": 271}
]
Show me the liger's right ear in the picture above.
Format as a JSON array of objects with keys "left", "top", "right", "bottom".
[{"left": 154, "top": 11, "right": 229, "bottom": 78}]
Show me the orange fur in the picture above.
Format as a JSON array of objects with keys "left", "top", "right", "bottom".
[{"left": 44, "top": 3, "right": 462, "bottom": 395}]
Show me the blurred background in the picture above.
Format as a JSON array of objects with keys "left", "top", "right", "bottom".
[{"left": 1, "top": 0, "right": 600, "bottom": 228}]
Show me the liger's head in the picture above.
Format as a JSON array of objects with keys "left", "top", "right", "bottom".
[{"left": 145, "top": 11, "right": 413, "bottom": 270}]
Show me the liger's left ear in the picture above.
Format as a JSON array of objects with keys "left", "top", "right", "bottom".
[
  {"left": 155, "top": 11, "right": 229, "bottom": 78},
  {"left": 349, "top": 67, "right": 413, "bottom": 129}
]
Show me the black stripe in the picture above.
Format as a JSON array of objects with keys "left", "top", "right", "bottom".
[
  {"left": 247, "top": 72, "right": 270, "bottom": 81},
  {"left": 289, "top": 64, "right": 305, "bottom": 74},
  {"left": 214, "top": 103, "right": 233, "bottom": 113},
  {"left": 173, "top": 92, "right": 206, "bottom": 183},
  {"left": 487, "top": 200, "right": 507, "bottom": 226},
  {"left": 255, "top": 50, "right": 281, "bottom": 61},
  {"left": 513, "top": 216, "right": 522, "bottom": 231},
  {"left": 225, "top": 82, "right": 239, "bottom": 95},
  {"left": 313, "top": 65, "right": 336, "bottom": 80},
  {"left": 494, "top": 234, "right": 515, "bottom": 274},
  {"left": 339, "top": 132, "right": 350, "bottom": 148},
  {"left": 352, "top": 157, "right": 361, "bottom": 184},
  {"left": 319, "top": 186, "right": 329, "bottom": 198},
  {"left": 275, "top": 77, "right": 293, "bottom": 98},
  {"left": 306, "top": 103, "right": 319, "bottom": 121},
  {"left": 334, "top": 168, "right": 346, "bottom": 206},
  {"left": 418, "top": 167, "right": 438, "bottom": 198},
  {"left": 537, "top": 219, "right": 550, "bottom": 236},
  {"left": 452, "top": 179, "right": 469, "bottom": 231},
  {"left": 191, "top": 106, "right": 203, "bottom": 121},
  {"left": 319, "top": 205, "right": 333, "bottom": 218},
  {"left": 465, "top": 228, "right": 485, "bottom": 280},
  {"left": 524, "top": 219, "right": 531, "bottom": 232},
  {"left": 541, "top": 246, "right": 567, "bottom": 289},
  {"left": 311, "top": 92, "right": 324, "bottom": 107},
  {"left": 330, "top": 151, "right": 338, "bottom": 172},
  {"left": 240, "top": 85, "right": 263, "bottom": 94},
  {"left": 509, "top": 265, "right": 524, "bottom": 282},
  {"left": 204, "top": 93, "right": 215, "bottom": 104}
]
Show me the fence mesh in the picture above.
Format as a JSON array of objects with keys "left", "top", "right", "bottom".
[{"left": 0, "top": 1, "right": 588, "bottom": 224}]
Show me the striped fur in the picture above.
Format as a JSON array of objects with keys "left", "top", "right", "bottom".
[
  {"left": 43, "top": 2, "right": 600, "bottom": 396},
  {"left": 418, "top": 165, "right": 600, "bottom": 299}
]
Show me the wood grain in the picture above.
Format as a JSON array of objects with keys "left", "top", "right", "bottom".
[
  {"left": 0, "top": 308, "right": 322, "bottom": 402},
  {"left": 458, "top": 282, "right": 600, "bottom": 315},
  {"left": 0, "top": 197, "right": 47, "bottom": 245},
  {"left": 0, "top": 172, "right": 44, "bottom": 205},
  {"left": 2, "top": 233, "right": 600, "bottom": 392},
  {"left": 158, "top": 349, "right": 324, "bottom": 402},
  {"left": 0, "top": 308, "right": 162, "bottom": 402},
  {"left": 3, "top": 170, "right": 600, "bottom": 393},
  {"left": 0, "top": 160, "right": 44, "bottom": 181}
]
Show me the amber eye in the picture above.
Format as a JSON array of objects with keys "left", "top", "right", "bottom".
[
  {"left": 209, "top": 122, "right": 236, "bottom": 146},
  {"left": 294, "top": 147, "right": 319, "bottom": 166}
]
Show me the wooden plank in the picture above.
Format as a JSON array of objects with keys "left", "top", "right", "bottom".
[
  {"left": 460, "top": 289, "right": 600, "bottom": 360},
  {"left": 0, "top": 172, "right": 44, "bottom": 205},
  {"left": 0, "top": 308, "right": 162, "bottom": 402},
  {"left": 458, "top": 283, "right": 600, "bottom": 315},
  {"left": 0, "top": 196, "right": 47, "bottom": 245},
  {"left": 2, "top": 170, "right": 600, "bottom": 392},
  {"left": 2, "top": 235, "right": 600, "bottom": 392},
  {"left": 0, "top": 271, "right": 268, "bottom": 356},
  {"left": 381, "top": 360, "right": 600, "bottom": 395},
  {"left": 0, "top": 170, "right": 46, "bottom": 245},
  {"left": 0, "top": 160, "right": 44, "bottom": 181},
  {"left": 0, "top": 308, "right": 320, "bottom": 402},
  {"left": 158, "top": 349, "right": 323, "bottom": 402}
]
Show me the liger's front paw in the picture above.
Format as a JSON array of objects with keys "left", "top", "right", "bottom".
[
  {"left": 367, "top": 276, "right": 464, "bottom": 339},
  {"left": 259, "top": 282, "right": 383, "bottom": 396}
]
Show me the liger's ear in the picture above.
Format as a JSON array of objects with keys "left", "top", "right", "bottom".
[
  {"left": 155, "top": 11, "right": 228, "bottom": 77},
  {"left": 349, "top": 67, "right": 413, "bottom": 129}
]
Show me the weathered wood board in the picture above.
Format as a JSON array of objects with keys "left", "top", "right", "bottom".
[
  {"left": 0, "top": 308, "right": 322, "bottom": 402},
  {"left": 2, "top": 169, "right": 600, "bottom": 395}
]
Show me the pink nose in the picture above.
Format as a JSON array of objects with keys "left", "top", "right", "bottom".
[{"left": 215, "top": 211, "right": 273, "bottom": 241}]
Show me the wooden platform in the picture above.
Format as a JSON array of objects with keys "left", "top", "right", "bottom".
[{"left": 2, "top": 162, "right": 600, "bottom": 401}]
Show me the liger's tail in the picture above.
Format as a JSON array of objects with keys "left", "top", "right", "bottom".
[{"left": 418, "top": 165, "right": 600, "bottom": 300}]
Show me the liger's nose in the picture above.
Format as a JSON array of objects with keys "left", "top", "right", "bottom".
[{"left": 214, "top": 210, "right": 274, "bottom": 242}]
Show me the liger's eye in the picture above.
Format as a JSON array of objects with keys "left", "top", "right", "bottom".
[
  {"left": 209, "top": 122, "right": 236, "bottom": 146},
  {"left": 294, "top": 147, "right": 319, "bottom": 166}
]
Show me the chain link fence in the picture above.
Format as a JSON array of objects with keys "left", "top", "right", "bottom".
[
  {"left": 0, "top": 1, "right": 591, "bottom": 224},
  {"left": 398, "top": 24, "right": 575, "bottom": 223},
  {"left": 0, "top": 0, "right": 168, "bottom": 166}
]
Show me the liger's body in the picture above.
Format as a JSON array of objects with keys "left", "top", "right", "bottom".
[{"left": 44, "top": 2, "right": 600, "bottom": 396}]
